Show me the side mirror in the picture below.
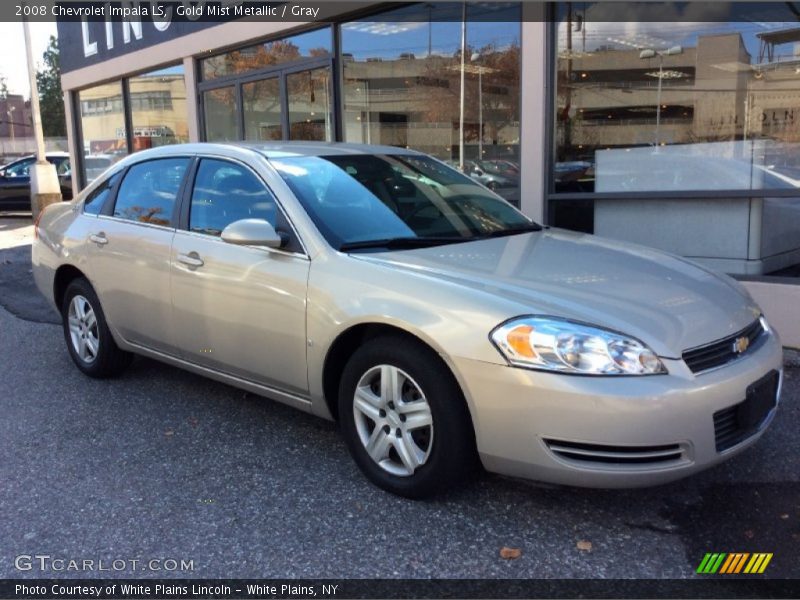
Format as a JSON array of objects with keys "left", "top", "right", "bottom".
[{"left": 221, "top": 218, "right": 286, "bottom": 249}]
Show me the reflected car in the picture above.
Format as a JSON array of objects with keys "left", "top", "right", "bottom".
[
  {"left": 464, "top": 159, "right": 518, "bottom": 191},
  {"left": 478, "top": 159, "right": 520, "bottom": 177},
  {"left": 0, "top": 152, "right": 73, "bottom": 211},
  {"left": 83, "top": 154, "right": 115, "bottom": 183},
  {"left": 32, "top": 143, "right": 783, "bottom": 498}
]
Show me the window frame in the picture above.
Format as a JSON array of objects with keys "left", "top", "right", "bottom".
[{"left": 198, "top": 55, "right": 335, "bottom": 143}]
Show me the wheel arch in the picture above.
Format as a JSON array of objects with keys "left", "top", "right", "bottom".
[
  {"left": 53, "top": 264, "right": 90, "bottom": 312},
  {"left": 321, "top": 322, "right": 476, "bottom": 432}
]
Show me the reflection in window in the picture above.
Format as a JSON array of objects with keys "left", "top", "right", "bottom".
[
  {"left": 341, "top": 3, "right": 521, "bottom": 205},
  {"left": 77, "top": 81, "right": 128, "bottom": 184},
  {"left": 551, "top": 2, "right": 800, "bottom": 278},
  {"left": 243, "top": 78, "right": 282, "bottom": 141},
  {"left": 554, "top": 3, "right": 800, "bottom": 195},
  {"left": 83, "top": 172, "right": 121, "bottom": 215},
  {"left": 287, "top": 67, "right": 332, "bottom": 140},
  {"left": 203, "top": 87, "right": 237, "bottom": 141},
  {"left": 189, "top": 159, "right": 278, "bottom": 235},
  {"left": 128, "top": 66, "right": 189, "bottom": 152},
  {"left": 201, "top": 27, "right": 332, "bottom": 80},
  {"left": 113, "top": 158, "right": 189, "bottom": 227}
]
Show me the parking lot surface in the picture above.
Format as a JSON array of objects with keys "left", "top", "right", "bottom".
[{"left": 0, "top": 216, "right": 798, "bottom": 580}]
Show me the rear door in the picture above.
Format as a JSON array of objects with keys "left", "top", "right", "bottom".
[
  {"left": 88, "top": 157, "right": 191, "bottom": 354},
  {"left": 170, "top": 157, "right": 310, "bottom": 394}
]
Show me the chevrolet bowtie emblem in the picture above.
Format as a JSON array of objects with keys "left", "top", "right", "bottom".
[{"left": 733, "top": 336, "right": 750, "bottom": 354}]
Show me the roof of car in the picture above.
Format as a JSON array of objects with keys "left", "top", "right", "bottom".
[
  {"left": 243, "top": 141, "right": 420, "bottom": 158},
  {"left": 125, "top": 141, "right": 422, "bottom": 160}
]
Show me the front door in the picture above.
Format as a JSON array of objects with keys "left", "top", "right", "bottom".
[{"left": 170, "top": 157, "right": 310, "bottom": 394}]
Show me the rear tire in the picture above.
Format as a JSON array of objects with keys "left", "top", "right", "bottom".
[
  {"left": 338, "top": 335, "right": 477, "bottom": 498},
  {"left": 61, "top": 278, "right": 133, "bottom": 378}
]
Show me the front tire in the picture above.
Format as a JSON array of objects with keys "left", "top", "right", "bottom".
[
  {"left": 61, "top": 278, "right": 133, "bottom": 378},
  {"left": 338, "top": 335, "right": 476, "bottom": 498}
]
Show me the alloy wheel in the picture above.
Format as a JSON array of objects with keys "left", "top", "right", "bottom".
[
  {"left": 67, "top": 295, "right": 99, "bottom": 364},
  {"left": 352, "top": 365, "right": 434, "bottom": 477}
]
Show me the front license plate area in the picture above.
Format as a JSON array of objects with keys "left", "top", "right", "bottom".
[{"left": 738, "top": 371, "right": 779, "bottom": 429}]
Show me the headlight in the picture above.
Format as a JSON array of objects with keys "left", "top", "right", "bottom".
[{"left": 490, "top": 317, "right": 666, "bottom": 375}]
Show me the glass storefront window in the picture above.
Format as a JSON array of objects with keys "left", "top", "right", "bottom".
[
  {"left": 201, "top": 27, "right": 332, "bottom": 81},
  {"left": 341, "top": 3, "right": 521, "bottom": 205},
  {"left": 203, "top": 87, "right": 238, "bottom": 141},
  {"left": 551, "top": 2, "right": 800, "bottom": 277},
  {"left": 128, "top": 66, "right": 189, "bottom": 152},
  {"left": 77, "top": 81, "right": 127, "bottom": 184},
  {"left": 554, "top": 4, "right": 800, "bottom": 195},
  {"left": 287, "top": 67, "right": 332, "bottom": 141},
  {"left": 243, "top": 78, "right": 283, "bottom": 141}
]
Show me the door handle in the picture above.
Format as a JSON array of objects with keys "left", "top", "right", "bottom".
[
  {"left": 177, "top": 252, "right": 204, "bottom": 268},
  {"left": 89, "top": 232, "right": 108, "bottom": 246}
]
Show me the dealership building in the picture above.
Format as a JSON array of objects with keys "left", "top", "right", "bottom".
[{"left": 56, "top": 2, "right": 800, "bottom": 346}]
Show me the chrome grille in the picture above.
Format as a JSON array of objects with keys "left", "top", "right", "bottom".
[{"left": 683, "top": 319, "right": 764, "bottom": 374}]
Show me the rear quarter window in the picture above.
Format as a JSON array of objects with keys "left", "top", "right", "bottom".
[{"left": 83, "top": 172, "right": 121, "bottom": 215}]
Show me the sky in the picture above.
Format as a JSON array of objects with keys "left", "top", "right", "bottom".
[{"left": 0, "top": 21, "right": 58, "bottom": 98}]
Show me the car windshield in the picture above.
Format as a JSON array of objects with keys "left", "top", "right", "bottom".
[{"left": 269, "top": 154, "right": 537, "bottom": 250}]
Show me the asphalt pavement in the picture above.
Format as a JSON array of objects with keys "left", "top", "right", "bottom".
[{"left": 0, "top": 215, "right": 797, "bottom": 582}]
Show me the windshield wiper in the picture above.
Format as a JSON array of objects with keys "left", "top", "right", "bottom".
[
  {"left": 339, "top": 236, "right": 465, "bottom": 252},
  {"left": 477, "top": 222, "right": 543, "bottom": 239}
]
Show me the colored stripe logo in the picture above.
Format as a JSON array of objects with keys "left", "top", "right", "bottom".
[{"left": 697, "top": 553, "right": 773, "bottom": 574}]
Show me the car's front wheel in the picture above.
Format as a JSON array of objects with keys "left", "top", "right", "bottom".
[
  {"left": 61, "top": 278, "right": 133, "bottom": 378},
  {"left": 338, "top": 335, "right": 477, "bottom": 498}
]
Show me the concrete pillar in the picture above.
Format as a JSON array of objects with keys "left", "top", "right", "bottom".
[{"left": 519, "top": 4, "right": 548, "bottom": 222}]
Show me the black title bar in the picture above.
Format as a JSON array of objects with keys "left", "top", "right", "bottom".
[{"left": 4, "top": 578, "right": 799, "bottom": 599}]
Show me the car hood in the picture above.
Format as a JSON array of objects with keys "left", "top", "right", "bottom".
[{"left": 353, "top": 229, "right": 761, "bottom": 358}]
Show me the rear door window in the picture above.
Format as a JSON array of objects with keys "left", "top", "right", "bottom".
[{"left": 112, "top": 158, "right": 190, "bottom": 227}]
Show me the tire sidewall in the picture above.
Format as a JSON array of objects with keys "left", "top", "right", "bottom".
[
  {"left": 338, "top": 337, "right": 473, "bottom": 498},
  {"left": 61, "top": 278, "right": 118, "bottom": 377}
]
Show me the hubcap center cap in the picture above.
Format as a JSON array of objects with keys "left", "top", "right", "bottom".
[{"left": 386, "top": 410, "right": 402, "bottom": 429}]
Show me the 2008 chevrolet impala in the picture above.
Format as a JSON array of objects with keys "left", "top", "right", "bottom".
[{"left": 32, "top": 143, "right": 783, "bottom": 498}]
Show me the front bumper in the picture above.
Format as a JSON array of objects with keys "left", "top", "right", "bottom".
[{"left": 451, "top": 330, "right": 784, "bottom": 488}]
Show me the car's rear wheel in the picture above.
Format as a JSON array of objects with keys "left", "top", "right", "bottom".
[
  {"left": 338, "top": 335, "right": 476, "bottom": 498},
  {"left": 61, "top": 278, "right": 132, "bottom": 378}
]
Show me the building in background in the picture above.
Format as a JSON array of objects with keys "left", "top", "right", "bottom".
[
  {"left": 56, "top": 2, "right": 800, "bottom": 345},
  {"left": 0, "top": 93, "right": 34, "bottom": 154}
]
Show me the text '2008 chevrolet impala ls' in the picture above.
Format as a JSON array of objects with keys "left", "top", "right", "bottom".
[{"left": 32, "top": 143, "right": 783, "bottom": 498}]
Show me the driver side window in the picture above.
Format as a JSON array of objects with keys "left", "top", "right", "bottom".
[
  {"left": 189, "top": 159, "right": 300, "bottom": 252},
  {"left": 5, "top": 158, "right": 34, "bottom": 178}
]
